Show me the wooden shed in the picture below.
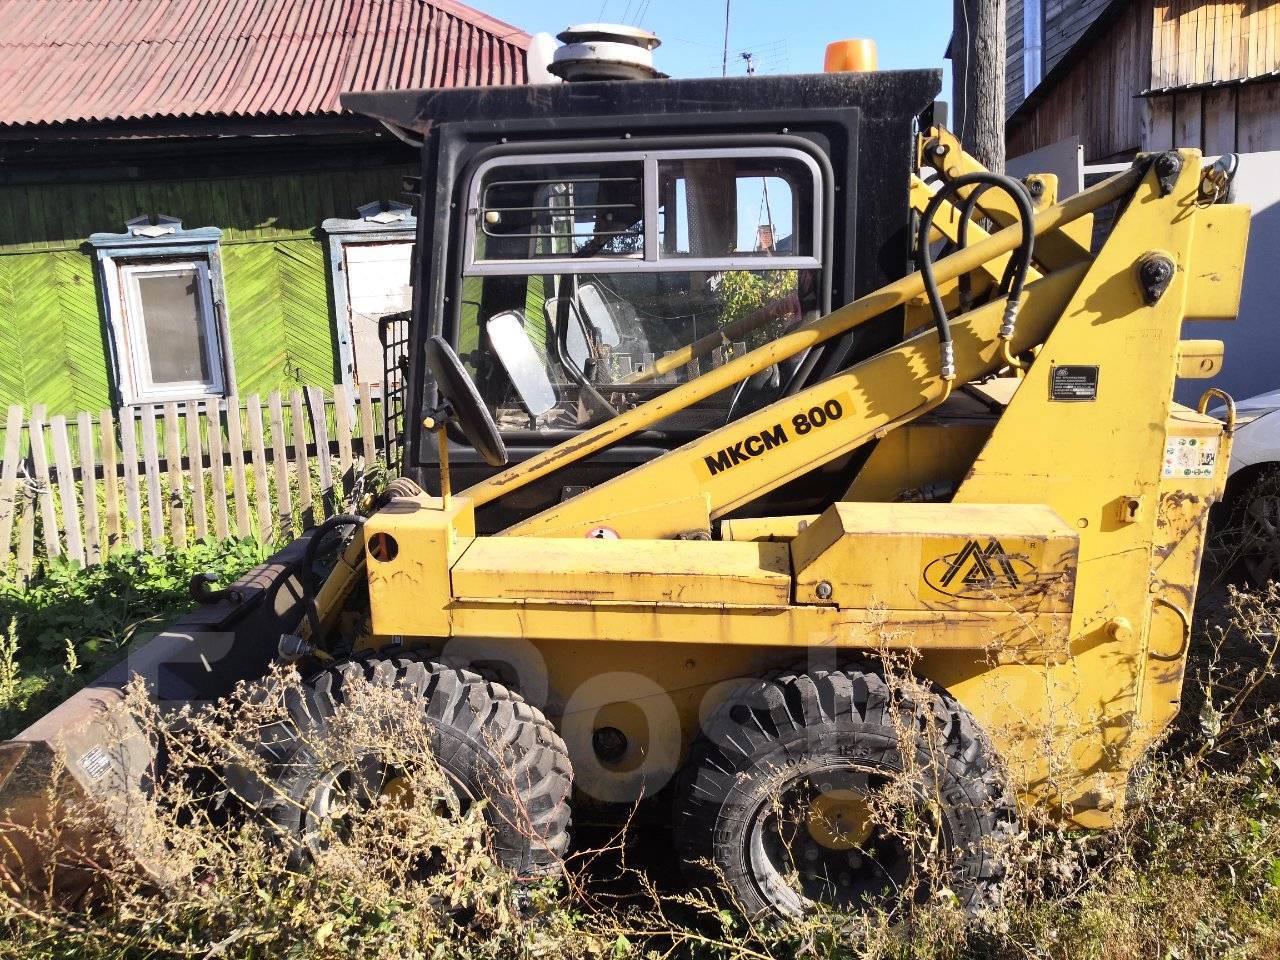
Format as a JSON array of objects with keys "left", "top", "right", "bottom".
[{"left": 1007, "top": 0, "right": 1280, "bottom": 162}]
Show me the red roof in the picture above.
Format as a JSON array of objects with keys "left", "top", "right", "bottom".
[{"left": 0, "top": 0, "right": 529, "bottom": 128}]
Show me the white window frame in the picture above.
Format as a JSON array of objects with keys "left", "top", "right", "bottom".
[
  {"left": 463, "top": 146, "right": 825, "bottom": 277},
  {"left": 115, "top": 259, "right": 226, "bottom": 404}
]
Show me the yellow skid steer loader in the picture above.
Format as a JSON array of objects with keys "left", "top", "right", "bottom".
[{"left": 0, "top": 63, "right": 1250, "bottom": 917}]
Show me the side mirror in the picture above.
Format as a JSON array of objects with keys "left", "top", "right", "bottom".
[
  {"left": 544, "top": 297, "right": 591, "bottom": 373},
  {"left": 576, "top": 283, "right": 623, "bottom": 347},
  {"left": 486, "top": 310, "right": 557, "bottom": 417}
]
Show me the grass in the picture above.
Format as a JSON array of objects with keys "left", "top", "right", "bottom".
[
  {"left": 0, "top": 537, "right": 270, "bottom": 740},
  {"left": 0, "top": 559, "right": 1278, "bottom": 957}
]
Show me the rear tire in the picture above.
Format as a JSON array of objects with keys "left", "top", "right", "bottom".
[
  {"left": 673, "top": 663, "right": 1015, "bottom": 918},
  {"left": 265, "top": 653, "right": 572, "bottom": 876}
]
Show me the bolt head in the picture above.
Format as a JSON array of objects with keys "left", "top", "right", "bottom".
[
  {"left": 816, "top": 581, "right": 834, "bottom": 600},
  {"left": 592, "top": 726, "right": 628, "bottom": 762}
]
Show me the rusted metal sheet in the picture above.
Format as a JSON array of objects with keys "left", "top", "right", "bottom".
[{"left": 0, "top": 0, "right": 528, "bottom": 128}]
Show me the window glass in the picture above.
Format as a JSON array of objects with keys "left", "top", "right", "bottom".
[
  {"left": 475, "top": 160, "right": 645, "bottom": 262},
  {"left": 658, "top": 156, "right": 811, "bottom": 259},
  {"left": 457, "top": 267, "right": 819, "bottom": 433},
  {"left": 119, "top": 259, "right": 224, "bottom": 401},
  {"left": 129, "top": 265, "right": 212, "bottom": 384}
]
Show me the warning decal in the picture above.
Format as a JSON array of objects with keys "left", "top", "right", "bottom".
[{"left": 1162, "top": 435, "right": 1220, "bottom": 479}]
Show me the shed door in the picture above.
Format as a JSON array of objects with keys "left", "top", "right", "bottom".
[{"left": 344, "top": 240, "right": 413, "bottom": 389}]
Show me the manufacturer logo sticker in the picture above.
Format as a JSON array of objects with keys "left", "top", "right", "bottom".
[{"left": 922, "top": 538, "right": 1038, "bottom": 599}]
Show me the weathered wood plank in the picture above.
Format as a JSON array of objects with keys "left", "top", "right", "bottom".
[
  {"left": 76, "top": 411, "right": 101, "bottom": 565},
  {"left": 164, "top": 402, "right": 187, "bottom": 550},
  {"left": 99, "top": 408, "right": 120, "bottom": 557},
  {"left": 50, "top": 415, "right": 85, "bottom": 565},
  {"left": 245, "top": 394, "right": 272, "bottom": 541},
  {"left": 1143, "top": 94, "right": 1175, "bottom": 153},
  {"left": 1238, "top": 80, "right": 1280, "bottom": 152},
  {"left": 308, "top": 387, "right": 334, "bottom": 518},
  {"left": 0, "top": 405, "right": 24, "bottom": 558},
  {"left": 29, "top": 407, "right": 61, "bottom": 558},
  {"left": 208, "top": 400, "right": 229, "bottom": 540},
  {"left": 120, "top": 408, "right": 144, "bottom": 552},
  {"left": 334, "top": 383, "right": 354, "bottom": 496},
  {"left": 186, "top": 400, "right": 208, "bottom": 540},
  {"left": 1173, "top": 90, "right": 1204, "bottom": 153},
  {"left": 141, "top": 405, "right": 164, "bottom": 552},
  {"left": 225, "top": 396, "right": 251, "bottom": 538},
  {"left": 268, "top": 391, "right": 292, "bottom": 537},
  {"left": 358, "top": 381, "right": 377, "bottom": 465},
  {"left": 290, "top": 389, "right": 315, "bottom": 530},
  {"left": 16, "top": 450, "right": 34, "bottom": 580}
]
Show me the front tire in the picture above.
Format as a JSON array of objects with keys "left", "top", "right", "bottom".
[
  {"left": 265, "top": 653, "right": 572, "bottom": 876},
  {"left": 673, "top": 663, "right": 1015, "bottom": 918}
]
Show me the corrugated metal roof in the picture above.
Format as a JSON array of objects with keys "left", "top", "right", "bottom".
[{"left": 0, "top": 0, "right": 529, "bottom": 128}]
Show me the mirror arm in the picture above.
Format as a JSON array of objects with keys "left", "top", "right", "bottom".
[
  {"left": 421, "top": 404, "right": 455, "bottom": 507},
  {"left": 552, "top": 288, "right": 617, "bottom": 419}
]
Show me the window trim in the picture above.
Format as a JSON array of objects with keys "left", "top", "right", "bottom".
[
  {"left": 322, "top": 201, "right": 418, "bottom": 398},
  {"left": 88, "top": 216, "right": 233, "bottom": 407},
  {"left": 462, "top": 146, "right": 824, "bottom": 277}
]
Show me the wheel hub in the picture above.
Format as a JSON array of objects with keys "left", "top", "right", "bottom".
[{"left": 805, "top": 788, "right": 874, "bottom": 850}]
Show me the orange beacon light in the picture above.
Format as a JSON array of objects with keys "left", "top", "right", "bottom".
[{"left": 824, "top": 38, "right": 878, "bottom": 73}]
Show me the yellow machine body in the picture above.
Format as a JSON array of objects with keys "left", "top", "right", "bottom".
[{"left": 355, "top": 140, "right": 1247, "bottom": 827}]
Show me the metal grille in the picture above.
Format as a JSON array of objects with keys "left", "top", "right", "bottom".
[{"left": 378, "top": 310, "right": 412, "bottom": 474}]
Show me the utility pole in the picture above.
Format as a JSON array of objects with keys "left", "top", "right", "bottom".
[
  {"left": 722, "top": 0, "right": 731, "bottom": 77},
  {"left": 951, "top": 0, "right": 1006, "bottom": 172}
]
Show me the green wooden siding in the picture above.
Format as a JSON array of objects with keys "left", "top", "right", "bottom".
[
  {"left": 0, "top": 251, "right": 110, "bottom": 413},
  {"left": 222, "top": 240, "right": 337, "bottom": 394},
  {"left": 0, "top": 164, "right": 411, "bottom": 414}
]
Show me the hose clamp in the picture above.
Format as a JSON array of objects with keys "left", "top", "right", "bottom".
[
  {"left": 939, "top": 341, "right": 956, "bottom": 381},
  {"left": 999, "top": 298, "right": 1021, "bottom": 341}
]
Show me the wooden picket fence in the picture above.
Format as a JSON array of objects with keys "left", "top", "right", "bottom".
[{"left": 0, "top": 384, "right": 386, "bottom": 580}]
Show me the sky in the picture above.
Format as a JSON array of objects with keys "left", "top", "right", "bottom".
[{"left": 477, "top": 0, "right": 954, "bottom": 95}]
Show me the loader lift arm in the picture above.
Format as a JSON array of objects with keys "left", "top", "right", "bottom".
[{"left": 461, "top": 138, "right": 1140, "bottom": 539}]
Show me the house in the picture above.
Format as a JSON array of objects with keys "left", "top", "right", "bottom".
[
  {"left": 0, "top": 0, "right": 528, "bottom": 416},
  {"left": 1005, "top": 0, "right": 1280, "bottom": 401}
]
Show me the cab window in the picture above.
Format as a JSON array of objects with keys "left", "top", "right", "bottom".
[{"left": 457, "top": 148, "right": 824, "bottom": 434}]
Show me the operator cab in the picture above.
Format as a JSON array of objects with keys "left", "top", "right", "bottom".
[
  {"left": 463, "top": 149, "right": 822, "bottom": 434},
  {"left": 345, "top": 69, "right": 941, "bottom": 530}
]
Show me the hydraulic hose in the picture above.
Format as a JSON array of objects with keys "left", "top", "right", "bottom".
[
  {"left": 917, "top": 172, "right": 1037, "bottom": 384},
  {"left": 264, "top": 514, "right": 367, "bottom": 643}
]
